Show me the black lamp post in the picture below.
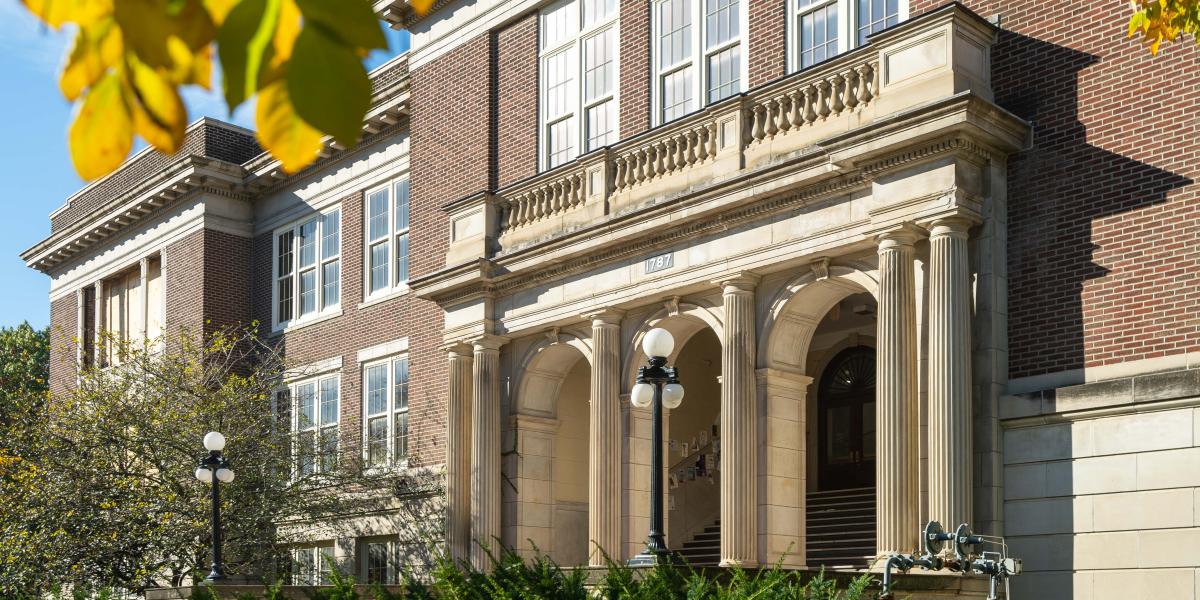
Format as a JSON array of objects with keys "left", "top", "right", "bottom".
[
  {"left": 195, "top": 431, "right": 235, "bottom": 582},
  {"left": 628, "top": 328, "right": 685, "bottom": 567}
]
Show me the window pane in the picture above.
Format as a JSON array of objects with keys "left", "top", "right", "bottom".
[
  {"left": 800, "top": 3, "right": 838, "bottom": 69},
  {"left": 394, "top": 412, "right": 408, "bottom": 461},
  {"left": 368, "top": 188, "right": 390, "bottom": 242},
  {"left": 320, "top": 427, "right": 338, "bottom": 472},
  {"left": 298, "top": 220, "right": 317, "bottom": 268},
  {"left": 707, "top": 45, "right": 740, "bottom": 103},
  {"left": 542, "top": 0, "right": 576, "bottom": 49},
  {"left": 322, "top": 260, "right": 340, "bottom": 308},
  {"left": 586, "top": 101, "right": 615, "bottom": 151},
  {"left": 388, "top": 232, "right": 407, "bottom": 286},
  {"left": 545, "top": 49, "right": 577, "bottom": 121},
  {"left": 394, "top": 179, "right": 410, "bottom": 231},
  {"left": 368, "top": 416, "right": 388, "bottom": 466},
  {"left": 277, "top": 231, "right": 294, "bottom": 276},
  {"left": 370, "top": 242, "right": 389, "bottom": 294},
  {"left": 293, "top": 549, "right": 315, "bottom": 585},
  {"left": 706, "top": 0, "right": 738, "bottom": 48},
  {"left": 366, "top": 543, "right": 389, "bottom": 584},
  {"left": 547, "top": 118, "right": 577, "bottom": 168},
  {"left": 583, "top": 0, "right": 615, "bottom": 27},
  {"left": 321, "top": 211, "right": 340, "bottom": 259},
  {"left": 661, "top": 66, "right": 694, "bottom": 122},
  {"left": 297, "top": 430, "right": 316, "bottom": 476},
  {"left": 297, "top": 383, "right": 316, "bottom": 429},
  {"left": 366, "top": 364, "right": 388, "bottom": 415},
  {"left": 584, "top": 29, "right": 614, "bottom": 102},
  {"left": 659, "top": 0, "right": 692, "bottom": 68},
  {"left": 278, "top": 276, "right": 293, "bottom": 322},
  {"left": 319, "top": 377, "right": 338, "bottom": 425},
  {"left": 393, "top": 358, "right": 409, "bottom": 411},
  {"left": 299, "top": 270, "right": 316, "bottom": 316},
  {"left": 858, "top": 0, "right": 898, "bottom": 45}
]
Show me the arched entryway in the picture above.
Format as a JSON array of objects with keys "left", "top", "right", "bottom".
[{"left": 816, "top": 345, "right": 876, "bottom": 491}]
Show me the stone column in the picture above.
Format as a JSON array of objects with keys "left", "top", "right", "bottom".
[
  {"left": 75, "top": 288, "right": 86, "bottom": 367},
  {"left": 875, "top": 229, "right": 921, "bottom": 556},
  {"left": 927, "top": 218, "right": 973, "bottom": 532},
  {"left": 445, "top": 343, "right": 473, "bottom": 564},
  {"left": 470, "top": 335, "right": 507, "bottom": 571},
  {"left": 588, "top": 310, "right": 623, "bottom": 565},
  {"left": 93, "top": 280, "right": 105, "bottom": 367},
  {"left": 717, "top": 274, "right": 759, "bottom": 567},
  {"left": 138, "top": 257, "right": 150, "bottom": 342}
]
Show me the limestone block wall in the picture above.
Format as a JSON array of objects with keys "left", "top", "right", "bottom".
[{"left": 1001, "top": 364, "right": 1200, "bottom": 599}]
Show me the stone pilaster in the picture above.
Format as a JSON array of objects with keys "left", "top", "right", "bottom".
[
  {"left": 93, "top": 280, "right": 105, "bottom": 367},
  {"left": 75, "top": 288, "right": 85, "bottom": 367},
  {"left": 927, "top": 218, "right": 973, "bottom": 533},
  {"left": 717, "top": 274, "right": 759, "bottom": 567},
  {"left": 587, "top": 310, "right": 624, "bottom": 565},
  {"left": 138, "top": 257, "right": 150, "bottom": 341},
  {"left": 445, "top": 343, "right": 473, "bottom": 564},
  {"left": 875, "top": 229, "right": 921, "bottom": 556},
  {"left": 470, "top": 334, "right": 507, "bottom": 571}
]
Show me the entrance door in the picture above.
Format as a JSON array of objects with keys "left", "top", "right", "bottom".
[{"left": 817, "top": 346, "right": 876, "bottom": 490}]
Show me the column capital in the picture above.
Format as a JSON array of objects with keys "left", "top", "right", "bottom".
[
  {"left": 713, "top": 272, "right": 761, "bottom": 294},
  {"left": 442, "top": 341, "right": 474, "bottom": 357},
  {"left": 469, "top": 334, "right": 510, "bottom": 352},
  {"left": 874, "top": 223, "right": 925, "bottom": 250},
  {"left": 583, "top": 308, "right": 625, "bottom": 327},
  {"left": 924, "top": 215, "right": 976, "bottom": 240}
]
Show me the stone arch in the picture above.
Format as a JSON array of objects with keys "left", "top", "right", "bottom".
[
  {"left": 624, "top": 299, "right": 724, "bottom": 386},
  {"left": 514, "top": 329, "right": 592, "bottom": 417},
  {"left": 760, "top": 261, "right": 880, "bottom": 375}
]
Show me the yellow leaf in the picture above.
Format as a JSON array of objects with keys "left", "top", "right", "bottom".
[
  {"left": 271, "top": 0, "right": 302, "bottom": 69},
  {"left": 126, "top": 58, "right": 187, "bottom": 152},
  {"left": 410, "top": 0, "right": 434, "bottom": 14},
  {"left": 255, "top": 79, "right": 322, "bottom": 173},
  {"left": 190, "top": 45, "right": 214, "bottom": 89},
  {"left": 60, "top": 22, "right": 119, "bottom": 101},
  {"left": 203, "top": 0, "right": 239, "bottom": 26},
  {"left": 22, "top": 0, "right": 111, "bottom": 29},
  {"left": 69, "top": 71, "right": 133, "bottom": 180}
]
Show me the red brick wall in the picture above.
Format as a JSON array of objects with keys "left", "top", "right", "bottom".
[
  {"left": 495, "top": 13, "right": 540, "bottom": 188},
  {"left": 748, "top": 0, "right": 787, "bottom": 87},
  {"left": 202, "top": 229, "right": 252, "bottom": 336},
  {"left": 910, "top": 0, "right": 1200, "bottom": 378},
  {"left": 619, "top": 0, "right": 651, "bottom": 138},
  {"left": 48, "top": 294, "right": 78, "bottom": 398},
  {"left": 165, "top": 229, "right": 208, "bottom": 335}
]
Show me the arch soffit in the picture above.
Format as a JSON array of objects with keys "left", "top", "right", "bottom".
[
  {"left": 514, "top": 327, "right": 592, "bottom": 417},
  {"left": 760, "top": 261, "right": 880, "bottom": 375},
  {"left": 623, "top": 299, "right": 724, "bottom": 385}
]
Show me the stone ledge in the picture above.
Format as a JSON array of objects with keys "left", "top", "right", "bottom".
[{"left": 1000, "top": 366, "right": 1200, "bottom": 422}]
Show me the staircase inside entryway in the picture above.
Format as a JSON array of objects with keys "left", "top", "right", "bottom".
[
  {"left": 806, "top": 486, "right": 875, "bottom": 569},
  {"left": 675, "top": 519, "right": 720, "bottom": 566}
]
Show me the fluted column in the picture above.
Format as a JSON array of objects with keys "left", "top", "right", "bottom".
[
  {"left": 470, "top": 334, "right": 507, "bottom": 571},
  {"left": 927, "top": 218, "right": 974, "bottom": 534},
  {"left": 717, "top": 274, "right": 760, "bottom": 567},
  {"left": 876, "top": 229, "right": 921, "bottom": 556},
  {"left": 588, "top": 310, "right": 623, "bottom": 565},
  {"left": 445, "top": 343, "right": 473, "bottom": 564},
  {"left": 138, "top": 257, "right": 150, "bottom": 342},
  {"left": 93, "top": 280, "right": 105, "bottom": 367}
]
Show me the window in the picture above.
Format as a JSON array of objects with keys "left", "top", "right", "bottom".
[
  {"left": 361, "top": 539, "right": 400, "bottom": 585},
  {"left": 539, "top": 0, "right": 619, "bottom": 170},
  {"left": 275, "top": 208, "right": 341, "bottom": 328},
  {"left": 291, "top": 545, "right": 335, "bottom": 585},
  {"left": 653, "top": 0, "right": 745, "bottom": 125},
  {"left": 364, "top": 179, "right": 410, "bottom": 299},
  {"left": 363, "top": 356, "right": 409, "bottom": 467},
  {"left": 97, "top": 257, "right": 163, "bottom": 365},
  {"left": 790, "top": 0, "right": 904, "bottom": 71},
  {"left": 289, "top": 374, "right": 340, "bottom": 476}
]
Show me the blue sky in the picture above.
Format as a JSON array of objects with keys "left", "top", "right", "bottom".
[{"left": 0, "top": 4, "right": 409, "bottom": 330}]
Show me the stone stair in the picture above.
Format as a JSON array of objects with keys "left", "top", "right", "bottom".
[
  {"left": 806, "top": 487, "right": 876, "bottom": 569},
  {"left": 675, "top": 519, "right": 720, "bottom": 566}
]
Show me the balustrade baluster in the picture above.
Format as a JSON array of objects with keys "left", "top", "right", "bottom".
[
  {"left": 843, "top": 69, "right": 859, "bottom": 110},
  {"left": 830, "top": 75, "right": 845, "bottom": 115},
  {"left": 817, "top": 81, "right": 831, "bottom": 119},
  {"left": 751, "top": 105, "right": 766, "bottom": 142},
  {"left": 707, "top": 122, "right": 718, "bottom": 157},
  {"left": 693, "top": 128, "right": 708, "bottom": 162},
  {"left": 636, "top": 149, "right": 648, "bottom": 183},
  {"left": 803, "top": 87, "right": 817, "bottom": 124}
]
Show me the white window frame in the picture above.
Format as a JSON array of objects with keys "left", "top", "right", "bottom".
[
  {"left": 291, "top": 544, "right": 336, "bottom": 586},
  {"left": 651, "top": 0, "right": 749, "bottom": 126},
  {"left": 538, "top": 0, "right": 621, "bottom": 171},
  {"left": 361, "top": 355, "right": 410, "bottom": 469},
  {"left": 360, "top": 538, "right": 401, "bottom": 585},
  {"left": 785, "top": 0, "right": 908, "bottom": 74},
  {"left": 288, "top": 374, "right": 340, "bottom": 477},
  {"left": 363, "top": 177, "right": 411, "bottom": 301},
  {"left": 272, "top": 206, "right": 342, "bottom": 331}
]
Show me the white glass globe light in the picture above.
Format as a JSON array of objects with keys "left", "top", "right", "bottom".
[
  {"left": 203, "top": 431, "right": 226, "bottom": 452},
  {"left": 661, "top": 383, "right": 685, "bottom": 409},
  {"left": 195, "top": 467, "right": 213, "bottom": 483},
  {"left": 631, "top": 383, "right": 654, "bottom": 408},
  {"left": 216, "top": 468, "right": 235, "bottom": 483},
  {"left": 641, "top": 328, "right": 675, "bottom": 358}
]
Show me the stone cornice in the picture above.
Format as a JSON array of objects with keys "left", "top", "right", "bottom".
[{"left": 374, "top": 0, "right": 454, "bottom": 29}]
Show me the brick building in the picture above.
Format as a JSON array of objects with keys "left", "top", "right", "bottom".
[{"left": 23, "top": 0, "right": 1200, "bottom": 597}]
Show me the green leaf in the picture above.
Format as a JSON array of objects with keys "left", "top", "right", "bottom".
[
  {"left": 286, "top": 24, "right": 370, "bottom": 147},
  {"left": 293, "top": 0, "right": 387, "bottom": 50},
  {"left": 217, "top": 0, "right": 280, "bottom": 110}
]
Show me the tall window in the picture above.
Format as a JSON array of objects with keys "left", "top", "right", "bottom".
[
  {"left": 540, "top": 0, "right": 619, "bottom": 170},
  {"left": 653, "top": 0, "right": 744, "bottom": 125},
  {"left": 363, "top": 355, "right": 409, "bottom": 467},
  {"left": 362, "top": 539, "right": 400, "bottom": 584},
  {"left": 289, "top": 374, "right": 340, "bottom": 477},
  {"left": 96, "top": 257, "right": 163, "bottom": 366},
  {"left": 365, "top": 178, "right": 410, "bottom": 299},
  {"left": 275, "top": 207, "right": 341, "bottom": 328},
  {"left": 291, "top": 545, "right": 335, "bottom": 585},
  {"left": 791, "top": 0, "right": 903, "bottom": 71}
]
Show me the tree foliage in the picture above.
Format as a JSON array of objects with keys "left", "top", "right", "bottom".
[
  {"left": 1129, "top": 0, "right": 1200, "bottom": 54},
  {"left": 0, "top": 322, "right": 49, "bottom": 429},
  {"left": 0, "top": 326, "right": 401, "bottom": 597},
  {"left": 21, "top": 0, "right": 435, "bottom": 180}
]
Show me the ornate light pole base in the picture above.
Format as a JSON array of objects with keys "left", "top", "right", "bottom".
[{"left": 628, "top": 548, "right": 682, "bottom": 567}]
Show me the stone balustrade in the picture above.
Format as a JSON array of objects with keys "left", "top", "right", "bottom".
[
  {"left": 745, "top": 60, "right": 878, "bottom": 146},
  {"left": 498, "top": 168, "right": 588, "bottom": 232}
]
